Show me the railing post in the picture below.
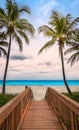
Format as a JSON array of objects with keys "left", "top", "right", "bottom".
[
  {"left": 12, "top": 111, "right": 14, "bottom": 130},
  {"left": 25, "top": 86, "right": 28, "bottom": 89},
  {"left": 74, "top": 115, "right": 78, "bottom": 130},
  {"left": 70, "top": 111, "right": 78, "bottom": 130},
  {"left": 70, "top": 111, "right": 75, "bottom": 130},
  {"left": 21, "top": 99, "right": 23, "bottom": 118}
]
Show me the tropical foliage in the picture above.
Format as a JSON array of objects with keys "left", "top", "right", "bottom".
[
  {"left": 0, "top": 32, "right": 8, "bottom": 57},
  {"left": 0, "top": 93, "right": 16, "bottom": 107},
  {"left": 38, "top": 10, "right": 78, "bottom": 94},
  {"left": 65, "top": 28, "right": 79, "bottom": 65},
  {"left": 0, "top": 0, "right": 35, "bottom": 94}
]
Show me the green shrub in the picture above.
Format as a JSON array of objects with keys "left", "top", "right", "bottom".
[
  {"left": 63, "top": 92, "right": 79, "bottom": 103},
  {"left": 0, "top": 94, "right": 16, "bottom": 107}
]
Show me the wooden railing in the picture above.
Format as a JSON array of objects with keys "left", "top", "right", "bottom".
[
  {"left": 0, "top": 87, "right": 32, "bottom": 130},
  {"left": 46, "top": 87, "right": 79, "bottom": 130}
]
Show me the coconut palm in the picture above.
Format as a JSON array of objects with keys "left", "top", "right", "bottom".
[
  {"left": 0, "top": 0, "right": 35, "bottom": 94},
  {"left": 38, "top": 11, "right": 77, "bottom": 94}
]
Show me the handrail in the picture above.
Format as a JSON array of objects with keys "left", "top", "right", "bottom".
[
  {"left": 46, "top": 87, "right": 79, "bottom": 130},
  {"left": 0, "top": 87, "right": 32, "bottom": 130}
]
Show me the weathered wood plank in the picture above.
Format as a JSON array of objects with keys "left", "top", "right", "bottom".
[
  {"left": 0, "top": 88, "right": 32, "bottom": 130},
  {"left": 19, "top": 100, "right": 63, "bottom": 130},
  {"left": 47, "top": 87, "right": 79, "bottom": 130}
]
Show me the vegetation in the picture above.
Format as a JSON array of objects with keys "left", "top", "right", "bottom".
[
  {"left": 0, "top": 32, "right": 8, "bottom": 57},
  {"left": 0, "top": 94, "right": 16, "bottom": 107},
  {"left": 38, "top": 10, "right": 78, "bottom": 95},
  {"left": 0, "top": 0, "right": 35, "bottom": 94},
  {"left": 63, "top": 91, "right": 79, "bottom": 103},
  {"left": 65, "top": 28, "right": 79, "bottom": 65}
]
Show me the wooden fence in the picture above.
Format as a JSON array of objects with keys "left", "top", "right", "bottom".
[
  {"left": 46, "top": 87, "right": 79, "bottom": 130},
  {"left": 0, "top": 87, "right": 32, "bottom": 130}
]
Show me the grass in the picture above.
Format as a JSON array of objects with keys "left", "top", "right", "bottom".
[
  {"left": 63, "top": 91, "right": 79, "bottom": 103},
  {"left": 0, "top": 94, "right": 16, "bottom": 107}
]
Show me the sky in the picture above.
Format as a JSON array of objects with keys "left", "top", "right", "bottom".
[{"left": 0, "top": 0, "right": 79, "bottom": 80}]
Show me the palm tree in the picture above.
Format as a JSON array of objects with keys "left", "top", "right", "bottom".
[
  {"left": 38, "top": 11, "right": 77, "bottom": 95},
  {"left": 0, "top": 0, "right": 35, "bottom": 94}
]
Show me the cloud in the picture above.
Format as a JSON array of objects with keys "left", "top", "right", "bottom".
[
  {"left": 37, "top": 71, "right": 49, "bottom": 74},
  {"left": 23, "top": 72, "right": 33, "bottom": 75},
  {"left": 8, "top": 67, "right": 27, "bottom": 72},
  {"left": 8, "top": 68, "right": 20, "bottom": 72},
  {"left": 38, "top": 61, "right": 52, "bottom": 66},
  {"left": 38, "top": 63, "right": 43, "bottom": 66},
  {"left": 10, "top": 55, "right": 33, "bottom": 61},
  {"left": 40, "top": 0, "right": 58, "bottom": 16},
  {"left": 8, "top": 66, "right": 25, "bottom": 72},
  {"left": 44, "top": 62, "right": 52, "bottom": 66}
]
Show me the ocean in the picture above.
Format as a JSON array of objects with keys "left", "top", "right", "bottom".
[{"left": 0, "top": 80, "right": 79, "bottom": 87}]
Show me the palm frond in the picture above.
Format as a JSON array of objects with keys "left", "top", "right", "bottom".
[
  {"left": 66, "top": 14, "right": 72, "bottom": 19},
  {"left": 6, "top": 0, "right": 14, "bottom": 15},
  {"left": 0, "top": 8, "right": 8, "bottom": 25},
  {"left": 0, "top": 47, "right": 7, "bottom": 56},
  {"left": 67, "top": 52, "right": 79, "bottom": 65},
  {"left": 74, "top": 17, "right": 79, "bottom": 22},
  {"left": 0, "top": 8, "right": 7, "bottom": 17},
  {"left": 65, "top": 44, "right": 79, "bottom": 55},
  {"left": 73, "top": 28, "right": 79, "bottom": 42},
  {"left": 66, "top": 18, "right": 77, "bottom": 33},
  {"left": 16, "top": 19, "right": 29, "bottom": 30},
  {"left": 51, "top": 10, "right": 60, "bottom": 21},
  {"left": 9, "top": 4, "right": 19, "bottom": 21},
  {"left": 38, "top": 39, "right": 55, "bottom": 54},
  {"left": 17, "top": 30, "right": 29, "bottom": 44},
  {"left": 49, "top": 11, "right": 71, "bottom": 35},
  {"left": 14, "top": 32, "right": 23, "bottom": 52},
  {"left": 0, "top": 41, "right": 8, "bottom": 46},
  {"left": 66, "top": 41, "right": 79, "bottom": 46},
  {"left": 38, "top": 25, "right": 56, "bottom": 37},
  {"left": 16, "top": 19, "right": 35, "bottom": 36},
  {"left": 26, "top": 23, "right": 35, "bottom": 37},
  {"left": 19, "top": 6, "right": 31, "bottom": 15},
  {"left": 0, "top": 32, "right": 7, "bottom": 40}
]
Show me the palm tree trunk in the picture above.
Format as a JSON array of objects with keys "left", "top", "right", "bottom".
[
  {"left": 60, "top": 47, "right": 72, "bottom": 95},
  {"left": 2, "top": 34, "right": 11, "bottom": 94}
]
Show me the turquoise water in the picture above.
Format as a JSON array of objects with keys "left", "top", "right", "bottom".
[{"left": 0, "top": 80, "right": 79, "bottom": 87}]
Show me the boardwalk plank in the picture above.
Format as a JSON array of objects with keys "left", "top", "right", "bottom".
[{"left": 19, "top": 100, "right": 63, "bottom": 130}]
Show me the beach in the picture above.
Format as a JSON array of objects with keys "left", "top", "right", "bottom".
[{"left": 0, "top": 86, "right": 79, "bottom": 100}]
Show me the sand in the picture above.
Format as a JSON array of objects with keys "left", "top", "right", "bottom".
[
  {"left": 31, "top": 86, "right": 79, "bottom": 100},
  {"left": 0, "top": 86, "right": 79, "bottom": 100}
]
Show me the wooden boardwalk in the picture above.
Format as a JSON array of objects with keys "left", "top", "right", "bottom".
[
  {"left": 0, "top": 88, "right": 79, "bottom": 130},
  {"left": 19, "top": 100, "right": 63, "bottom": 130}
]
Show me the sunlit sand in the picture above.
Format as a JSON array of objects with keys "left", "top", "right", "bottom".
[{"left": 0, "top": 86, "right": 79, "bottom": 100}]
